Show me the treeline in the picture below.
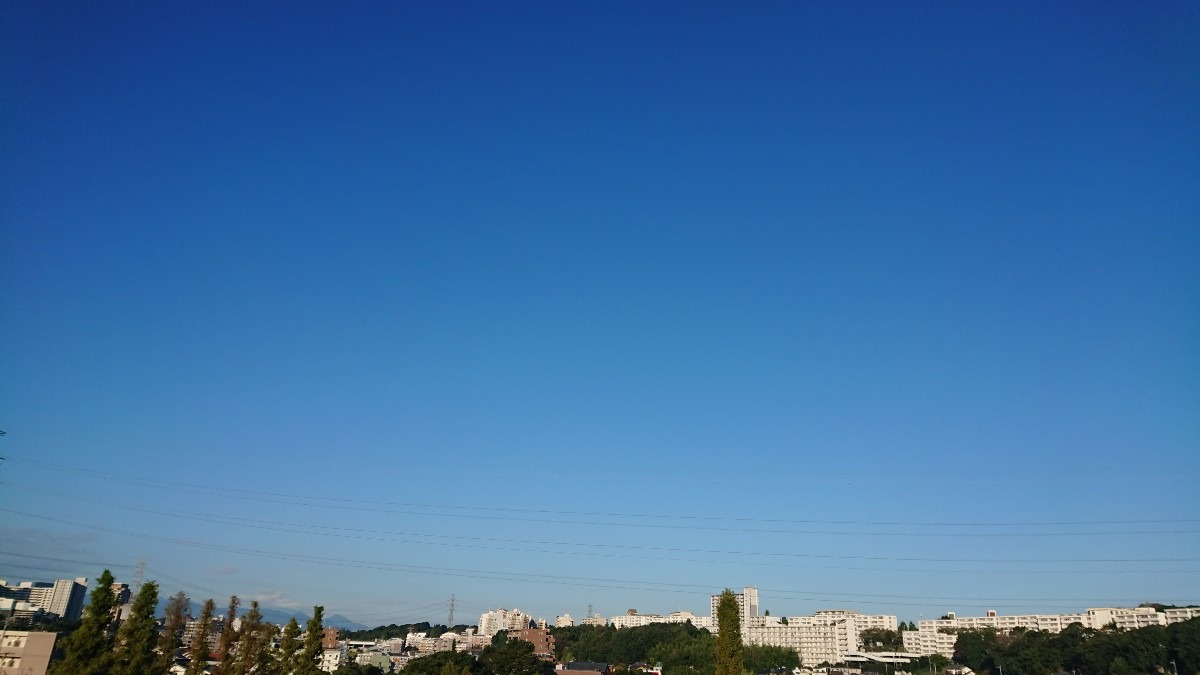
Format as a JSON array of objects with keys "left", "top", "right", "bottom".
[
  {"left": 548, "top": 623, "right": 798, "bottom": 675},
  {"left": 45, "top": 569, "right": 330, "bottom": 675},
  {"left": 952, "top": 619, "right": 1200, "bottom": 675},
  {"left": 344, "top": 622, "right": 472, "bottom": 641}
]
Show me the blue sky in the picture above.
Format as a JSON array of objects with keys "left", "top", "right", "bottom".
[{"left": 1, "top": 2, "right": 1198, "bottom": 625}]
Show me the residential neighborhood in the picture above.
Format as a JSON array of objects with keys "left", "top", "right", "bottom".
[{"left": 3, "top": 578, "right": 1198, "bottom": 675}]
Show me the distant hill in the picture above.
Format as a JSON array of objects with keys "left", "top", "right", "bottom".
[{"left": 155, "top": 598, "right": 366, "bottom": 631}]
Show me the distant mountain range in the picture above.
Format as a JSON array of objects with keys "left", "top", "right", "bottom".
[{"left": 155, "top": 598, "right": 368, "bottom": 631}]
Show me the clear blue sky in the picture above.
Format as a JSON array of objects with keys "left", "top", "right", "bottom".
[{"left": 2, "top": 1, "right": 1198, "bottom": 626}]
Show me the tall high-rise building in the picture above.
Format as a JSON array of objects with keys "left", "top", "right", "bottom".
[
  {"left": 46, "top": 579, "right": 88, "bottom": 621},
  {"left": 0, "top": 578, "right": 88, "bottom": 621}
]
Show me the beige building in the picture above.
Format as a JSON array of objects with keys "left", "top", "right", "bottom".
[{"left": 0, "top": 631, "right": 57, "bottom": 675}]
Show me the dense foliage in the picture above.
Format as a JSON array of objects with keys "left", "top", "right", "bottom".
[
  {"left": 953, "top": 619, "right": 1200, "bottom": 675},
  {"left": 548, "top": 620, "right": 794, "bottom": 675},
  {"left": 332, "top": 665, "right": 386, "bottom": 675},
  {"left": 400, "top": 650, "right": 487, "bottom": 675},
  {"left": 715, "top": 590, "right": 744, "bottom": 675},
  {"left": 742, "top": 645, "right": 800, "bottom": 672},
  {"left": 48, "top": 569, "right": 327, "bottom": 675},
  {"left": 113, "top": 581, "right": 160, "bottom": 675},
  {"left": 49, "top": 569, "right": 118, "bottom": 675},
  {"left": 858, "top": 628, "right": 902, "bottom": 652},
  {"left": 480, "top": 637, "right": 545, "bottom": 675},
  {"left": 553, "top": 622, "right": 712, "bottom": 666}
]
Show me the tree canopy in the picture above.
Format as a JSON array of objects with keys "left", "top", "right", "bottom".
[
  {"left": 715, "top": 590, "right": 744, "bottom": 675},
  {"left": 952, "top": 618, "right": 1200, "bottom": 675},
  {"left": 49, "top": 569, "right": 118, "bottom": 675}
]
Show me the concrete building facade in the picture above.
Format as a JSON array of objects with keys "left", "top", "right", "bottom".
[
  {"left": 902, "top": 607, "right": 1200, "bottom": 657},
  {"left": 0, "top": 631, "right": 57, "bottom": 675},
  {"left": 0, "top": 578, "right": 88, "bottom": 621}
]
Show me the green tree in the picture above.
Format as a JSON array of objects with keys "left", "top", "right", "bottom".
[
  {"left": 401, "top": 650, "right": 485, "bottom": 675},
  {"left": 273, "top": 617, "right": 303, "bottom": 675},
  {"left": 186, "top": 598, "right": 217, "bottom": 675},
  {"left": 952, "top": 628, "right": 998, "bottom": 672},
  {"left": 215, "top": 595, "right": 240, "bottom": 674},
  {"left": 113, "top": 580, "right": 160, "bottom": 675},
  {"left": 1167, "top": 617, "right": 1200, "bottom": 675},
  {"left": 481, "top": 636, "right": 544, "bottom": 675},
  {"left": 50, "top": 569, "right": 118, "bottom": 675},
  {"left": 156, "top": 591, "right": 190, "bottom": 673},
  {"left": 715, "top": 589, "right": 744, "bottom": 675},
  {"left": 294, "top": 605, "right": 326, "bottom": 675},
  {"left": 742, "top": 644, "right": 799, "bottom": 672},
  {"left": 647, "top": 627, "right": 717, "bottom": 675},
  {"left": 859, "top": 628, "right": 901, "bottom": 652},
  {"left": 333, "top": 666, "right": 386, "bottom": 675},
  {"left": 229, "top": 600, "right": 274, "bottom": 675}
]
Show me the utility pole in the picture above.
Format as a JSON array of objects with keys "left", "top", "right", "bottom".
[
  {"left": 447, "top": 594, "right": 456, "bottom": 627},
  {"left": 132, "top": 558, "right": 146, "bottom": 594}
]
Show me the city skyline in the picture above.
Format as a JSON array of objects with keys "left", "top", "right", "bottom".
[{"left": 2, "top": 2, "right": 1197, "bottom": 628}]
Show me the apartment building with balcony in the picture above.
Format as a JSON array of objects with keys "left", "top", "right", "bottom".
[{"left": 902, "top": 606, "right": 1200, "bottom": 657}]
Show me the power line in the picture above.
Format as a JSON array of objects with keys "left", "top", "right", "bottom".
[
  {"left": 8, "top": 457, "right": 1196, "bottom": 529},
  {"left": 1, "top": 511, "right": 1195, "bottom": 610},
  {"left": 9, "top": 484, "right": 1196, "bottom": 566}
]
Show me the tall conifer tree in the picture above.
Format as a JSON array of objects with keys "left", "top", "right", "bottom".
[
  {"left": 715, "top": 589, "right": 744, "bottom": 675},
  {"left": 156, "top": 591, "right": 189, "bottom": 674},
  {"left": 273, "top": 617, "right": 302, "bottom": 675},
  {"left": 50, "top": 569, "right": 118, "bottom": 675},
  {"left": 185, "top": 598, "right": 216, "bottom": 675},
  {"left": 228, "top": 600, "right": 270, "bottom": 675},
  {"left": 113, "top": 580, "right": 160, "bottom": 675},
  {"left": 215, "top": 595, "right": 240, "bottom": 674},
  {"left": 295, "top": 606, "right": 325, "bottom": 675}
]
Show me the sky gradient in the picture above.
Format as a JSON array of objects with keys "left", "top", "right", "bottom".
[{"left": 2, "top": 2, "right": 1198, "bottom": 626}]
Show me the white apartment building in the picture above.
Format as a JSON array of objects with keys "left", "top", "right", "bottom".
[
  {"left": 902, "top": 607, "right": 1200, "bottom": 658},
  {"left": 600, "top": 609, "right": 716, "bottom": 632},
  {"left": 405, "top": 632, "right": 459, "bottom": 654},
  {"left": 478, "top": 608, "right": 533, "bottom": 635},
  {"left": 555, "top": 614, "right": 574, "bottom": 627},
  {"left": 579, "top": 614, "right": 606, "bottom": 626},
  {"left": 707, "top": 587, "right": 898, "bottom": 665},
  {"left": 0, "top": 599, "right": 43, "bottom": 622},
  {"left": 1165, "top": 607, "right": 1200, "bottom": 623},
  {"left": 666, "top": 611, "right": 715, "bottom": 630},
  {"left": 319, "top": 646, "right": 347, "bottom": 673},
  {"left": 611, "top": 611, "right": 665, "bottom": 629},
  {"left": 745, "top": 610, "right": 898, "bottom": 667},
  {"left": 900, "top": 629, "right": 957, "bottom": 659},
  {"left": 0, "top": 578, "right": 88, "bottom": 621}
]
